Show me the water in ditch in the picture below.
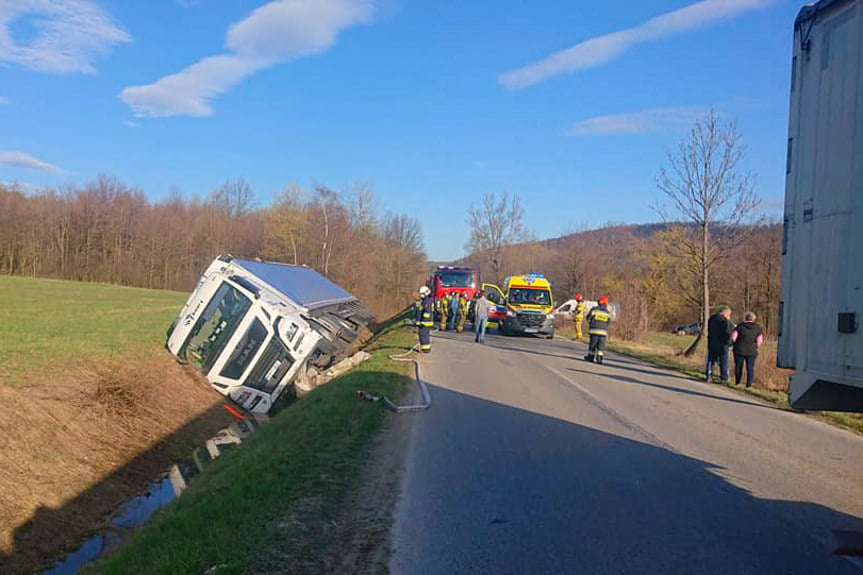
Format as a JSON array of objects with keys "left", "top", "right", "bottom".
[{"left": 43, "top": 414, "right": 265, "bottom": 574}]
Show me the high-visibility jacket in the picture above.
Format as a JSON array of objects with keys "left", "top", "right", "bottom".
[
  {"left": 457, "top": 298, "right": 468, "bottom": 317},
  {"left": 586, "top": 305, "right": 611, "bottom": 336},
  {"left": 574, "top": 301, "right": 586, "bottom": 319},
  {"left": 439, "top": 296, "right": 450, "bottom": 317},
  {"left": 417, "top": 295, "right": 434, "bottom": 327}
]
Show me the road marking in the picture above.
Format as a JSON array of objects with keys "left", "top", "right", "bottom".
[{"left": 543, "top": 364, "right": 676, "bottom": 452}]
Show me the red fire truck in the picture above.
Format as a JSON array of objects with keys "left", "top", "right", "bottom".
[{"left": 428, "top": 266, "right": 480, "bottom": 318}]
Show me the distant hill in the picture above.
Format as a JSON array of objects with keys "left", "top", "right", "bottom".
[{"left": 451, "top": 222, "right": 671, "bottom": 266}]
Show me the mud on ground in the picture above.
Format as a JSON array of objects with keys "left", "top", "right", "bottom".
[{"left": 0, "top": 353, "right": 232, "bottom": 575}]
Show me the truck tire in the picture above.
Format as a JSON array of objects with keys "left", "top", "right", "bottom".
[{"left": 546, "top": 328, "right": 555, "bottom": 340}]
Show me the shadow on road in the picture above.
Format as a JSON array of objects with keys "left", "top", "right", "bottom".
[
  {"left": 565, "top": 365, "right": 784, "bottom": 412},
  {"left": 394, "top": 383, "right": 863, "bottom": 574}
]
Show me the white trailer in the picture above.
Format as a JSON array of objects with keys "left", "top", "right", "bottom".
[
  {"left": 166, "top": 255, "right": 374, "bottom": 414},
  {"left": 779, "top": 0, "right": 863, "bottom": 411}
]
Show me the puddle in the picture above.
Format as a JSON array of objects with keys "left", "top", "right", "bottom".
[{"left": 43, "top": 414, "right": 265, "bottom": 574}]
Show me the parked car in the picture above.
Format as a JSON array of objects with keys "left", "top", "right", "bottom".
[{"left": 672, "top": 323, "right": 701, "bottom": 336}]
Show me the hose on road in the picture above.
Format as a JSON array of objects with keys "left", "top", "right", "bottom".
[{"left": 357, "top": 343, "right": 431, "bottom": 413}]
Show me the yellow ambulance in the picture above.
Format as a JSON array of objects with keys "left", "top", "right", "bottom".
[{"left": 483, "top": 274, "right": 555, "bottom": 338}]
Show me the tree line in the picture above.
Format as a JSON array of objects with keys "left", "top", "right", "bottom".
[
  {"left": 0, "top": 177, "right": 427, "bottom": 319},
  {"left": 464, "top": 111, "right": 781, "bottom": 341}
]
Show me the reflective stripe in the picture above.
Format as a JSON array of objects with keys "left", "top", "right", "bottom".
[
  {"left": 592, "top": 312, "right": 610, "bottom": 321},
  {"left": 421, "top": 344, "right": 432, "bottom": 350},
  {"left": 420, "top": 322, "right": 434, "bottom": 327},
  {"left": 589, "top": 329, "right": 608, "bottom": 336}
]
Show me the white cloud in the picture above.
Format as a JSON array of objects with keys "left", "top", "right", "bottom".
[
  {"left": 0, "top": 150, "right": 66, "bottom": 173},
  {"left": 499, "top": 0, "right": 775, "bottom": 89},
  {"left": 0, "top": 0, "right": 129, "bottom": 74},
  {"left": 569, "top": 106, "right": 703, "bottom": 136},
  {"left": 121, "top": 0, "right": 374, "bottom": 118}
]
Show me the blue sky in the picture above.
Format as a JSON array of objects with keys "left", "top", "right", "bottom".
[{"left": 1, "top": 0, "right": 802, "bottom": 260}]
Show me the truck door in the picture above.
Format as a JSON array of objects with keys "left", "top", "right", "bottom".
[{"left": 483, "top": 283, "right": 507, "bottom": 321}]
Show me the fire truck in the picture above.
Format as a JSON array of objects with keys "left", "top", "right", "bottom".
[{"left": 428, "top": 266, "right": 480, "bottom": 318}]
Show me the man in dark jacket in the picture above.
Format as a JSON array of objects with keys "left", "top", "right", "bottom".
[
  {"left": 584, "top": 296, "right": 612, "bottom": 364},
  {"left": 705, "top": 306, "right": 733, "bottom": 383},
  {"left": 732, "top": 311, "right": 764, "bottom": 388}
]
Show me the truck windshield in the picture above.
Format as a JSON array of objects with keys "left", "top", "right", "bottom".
[
  {"left": 438, "top": 272, "right": 474, "bottom": 288},
  {"left": 508, "top": 288, "right": 552, "bottom": 306},
  {"left": 180, "top": 282, "right": 253, "bottom": 373}
]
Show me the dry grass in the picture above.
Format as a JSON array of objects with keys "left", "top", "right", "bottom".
[{"left": 0, "top": 353, "right": 231, "bottom": 575}]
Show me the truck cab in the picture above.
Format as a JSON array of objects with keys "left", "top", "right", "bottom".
[
  {"left": 429, "top": 266, "right": 480, "bottom": 318},
  {"left": 166, "top": 255, "right": 373, "bottom": 414},
  {"left": 484, "top": 274, "right": 555, "bottom": 338}
]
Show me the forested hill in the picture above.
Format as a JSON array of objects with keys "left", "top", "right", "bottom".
[{"left": 456, "top": 221, "right": 782, "bottom": 338}]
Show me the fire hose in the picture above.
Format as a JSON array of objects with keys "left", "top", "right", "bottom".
[{"left": 356, "top": 344, "right": 431, "bottom": 413}]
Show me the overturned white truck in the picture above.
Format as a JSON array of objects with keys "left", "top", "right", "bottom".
[{"left": 166, "top": 255, "right": 375, "bottom": 414}]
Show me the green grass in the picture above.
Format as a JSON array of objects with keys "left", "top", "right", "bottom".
[
  {"left": 0, "top": 276, "right": 186, "bottom": 384},
  {"left": 87, "top": 324, "right": 417, "bottom": 575}
]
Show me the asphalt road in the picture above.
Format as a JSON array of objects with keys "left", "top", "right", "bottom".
[{"left": 389, "top": 329, "right": 863, "bottom": 574}]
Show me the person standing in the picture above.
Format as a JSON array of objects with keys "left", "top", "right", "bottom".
[
  {"left": 474, "top": 292, "right": 491, "bottom": 343},
  {"left": 584, "top": 296, "right": 612, "bottom": 364},
  {"left": 448, "top": 292, "right": 458, "bottom": 331},
  {"left": 439, "top": 293, "right": 450, "bottom": 331},
  {"left": 573, "top": 293, "right": 586, "bottom": 341},
  {"left": 456, "top": 294, "right": 468, "bottom": 333},
  {"left": 416, "top": 286, "right": 434, "bottom": 353},
  {"left": 706, "top": 306, "right": 734, "bottom": 383},
  {"left": 731, "top": 311, "right": 763, "bottom": 388}
]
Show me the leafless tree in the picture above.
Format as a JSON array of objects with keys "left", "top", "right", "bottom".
[
  {"left": 207, "top": 178, "right": 256, "bottom": 218},
  {"left": 466, "top": 191, "right": 529, "bottom": 284},
  {"left": 655, "top": 109, "right": 760, "bottom": 355}
]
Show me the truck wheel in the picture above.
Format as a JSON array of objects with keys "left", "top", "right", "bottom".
[{"left": 546, "top": 329, "right": 555, "bottom": 340}]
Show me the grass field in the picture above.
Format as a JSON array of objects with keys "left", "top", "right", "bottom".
[
  {"left": 0, "top": 276, "right": 187, "bottom": 384},
  {"left": 87, "top": 323, "right": 416, "bottom": 575},
  {"left": 0, "top": 275, "right": 231, "bottom": 575}
]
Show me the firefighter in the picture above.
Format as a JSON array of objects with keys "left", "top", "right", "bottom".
[
  {"left": 456, "top": 294, "right": 468, "bottom": 332},
  {"left": 416, "top": 286, "right": 433, "bottom": 353},
  {"left": 439, "top": 293, "right": 450, "bottom": 331},
  {"left": 584, "top": 296, "right": 612, "bottom": 364},
  {"left": 573, "top": 293, "right": 586, "bottom": 340}
]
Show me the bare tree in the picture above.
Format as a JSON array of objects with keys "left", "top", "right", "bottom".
[
  {"left": 466, "top": 191, "right": 528, "bottom": 284},
  {"left": 655, "top": 109, "right": 760, "bottom": 355},
  {"left": 207, "top": 178, "right": 256, "bottom": 218}
]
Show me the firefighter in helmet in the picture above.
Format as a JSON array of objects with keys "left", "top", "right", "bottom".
[
  {"left": 456, "top": 294, "right": 468, "bottom": 332},
  {"left": 585, "top": 296, "right": 611, "bottom": 364},
  {"left": 416, "top": 285, "right": 434, "bottom": 353},
  {"left": 573, "top": 293, "right": 586, "bottom": 340},
  {"left": 439, "top": 293, "right": 450, "bottom": 331}
]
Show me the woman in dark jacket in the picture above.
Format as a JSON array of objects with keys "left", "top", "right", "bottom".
[{"left": 731, "top": 311, "right": 764, "bottom": 388}]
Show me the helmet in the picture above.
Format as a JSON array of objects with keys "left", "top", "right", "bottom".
[
  {"left": 575, "top": 293, "right": 583, "bottom": 301},
  {"left": 598, "top": 296, "right": 609, "bottom": 306},
  {"left": 418, "top": 286, "right": 431, "bottom": 297}
]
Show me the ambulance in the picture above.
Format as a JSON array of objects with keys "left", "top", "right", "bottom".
[{"left": 483, "top": 274, "right": 555, "bottom": 338}]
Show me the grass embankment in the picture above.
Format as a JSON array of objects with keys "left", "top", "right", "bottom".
[
  {"left": 558, "top": 327, "right": 863, "bottom": 434},
  {"left": 88, "top": 323, "right": 417, "bottom": 575},
  {"left": 0, "top": 276, "right": 232, "bottom": 575}
]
